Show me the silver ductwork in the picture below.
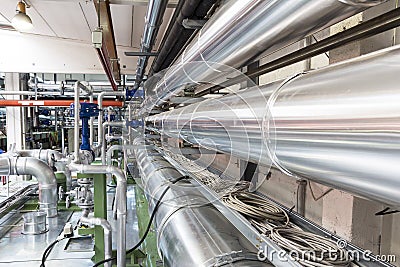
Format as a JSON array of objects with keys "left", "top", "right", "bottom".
[
  {"left": 133, "top": 0, "right": 168, "bottom": 90},
  {"left": 0, "top": 157, "right": 58, "bottom": 217},
  {"left": 141, "top": 0, "right": 385, "bottom": 114},
  {"left": 149, "top": 44, "right": 400, "bottom": 208},
  {"left": 133, "top": 138, "right": 271, "bottom": 267}
]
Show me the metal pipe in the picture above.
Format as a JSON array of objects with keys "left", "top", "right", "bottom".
[
  {"left": 149, "top": 44, "right": 400, "bottom": 208},
  {"left": 106, "top": 145, "right": 137, "bottom": 181},
  {"left": 141, "top": 0, "right": 384, "bottom": 114},
  {"left": 101, "top": 121, "right": 125, "bottom": 165},
  {"left": 16, "top": 149, "right": 63, "bottom": 162},
  {"left": 68, "top": 163, "right": 126, "bottom": 267},
  {"left": 196, "top": 7, "right": 400, "bottom": 96},
  {"left": 74, "top": 82, "right": 80, "bottom": 163},
  {"left": 150, "top": 0, "right": 217, "bottom": 74},
  {"left": 0, "top": 91, "right": 35, "bottom": 96},
  {"left": 61, "top": 127, "right": 65, "bottom": 155},
  {"left": 133, "top": 138, "right": 269, "bottom": 266},
  {"left": 80, "top": 215, "right": 112, "bottom": 267},
  {"left": 93, "top": 91, "right": 125, "bottom": 153},
  {"left": 0, "top": 157, "right": 58, "bottom": 217},
  {"left": 0, "top": 99, "right": 124, "bottom": 107},
  {"left": 90, "top": 94, "right": 94, "bottom": 147},
  {"left": 133, "top": 0, "right": 168, "bottom": 90}
]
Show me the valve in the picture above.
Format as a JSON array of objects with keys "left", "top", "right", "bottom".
[{"left": 70, "top": 102, "right": 99, "bottom": 163}]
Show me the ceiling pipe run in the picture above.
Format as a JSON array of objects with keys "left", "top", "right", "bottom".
[
  {"left": 150, "top": 0, "right": 217, "bottom": 74},
  {"left": 140, "top": 0, "right": 385, "bottom": 115},
  {"left": 149, "top": 44, "right": 400, "bottom": 208},
  {"left": 133, "top": 0, "right": 168, "bottom": 90}
]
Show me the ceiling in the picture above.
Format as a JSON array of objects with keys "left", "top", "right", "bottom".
[{"left": 0, "top": 0, "right": 176, "bottom": 75}]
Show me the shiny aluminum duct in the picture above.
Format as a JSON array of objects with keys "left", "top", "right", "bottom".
[
  {"left": 133, "top": 138, "right": 271, "bottom": 266},
  {"left": 149, "top": 45, "right": 400, "bottom": 208},
  {"left": 141, "top": 0, "right": 385, "bottom": 114}
]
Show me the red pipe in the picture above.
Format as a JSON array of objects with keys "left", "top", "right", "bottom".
[{"left": 0, "top": 100, "right": 124, "bottom": 107}]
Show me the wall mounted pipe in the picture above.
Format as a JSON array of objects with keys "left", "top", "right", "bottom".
[
  {"left": 68, "top": 163, "right": 127, "bottom": 267},
  {"left": 133, "top": 138, "right": 270, "bottom": 266},
  {"left": 0, "top": 157, "right": 58, "bottom": 217},
  {"left": 133, "top": 0, "right": 168, "bottom": 90},
  {"left": 141, "top": 0, "right": 385, "bottom": 114},
  {"left": 149, "top": 44, "right": 400, "bottom": 208},
  {"left": 80, "top": 215, "right": 112, "bottom": 267}
]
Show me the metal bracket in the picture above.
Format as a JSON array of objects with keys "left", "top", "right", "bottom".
[{"left": 182, "top": 18, "right": 207, "bottom": 29}]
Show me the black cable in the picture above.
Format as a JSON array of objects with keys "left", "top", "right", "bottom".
[
  {"left": 93, "top": 175, "right": 189, "bottom": 267},
  {"left": 40, "top": 238, "right": 63, "bottom": 267}
]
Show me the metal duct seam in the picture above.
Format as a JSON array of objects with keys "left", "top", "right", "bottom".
[
  {"left": 150, "top": 44, "right": 400, "bottom": 208},
  {"left": 133, "top": 138, "right": 271, "bottom": 266}
]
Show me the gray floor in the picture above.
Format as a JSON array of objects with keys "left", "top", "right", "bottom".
[{"left": 0, "top": 185, "right": 139, "bottom": 267}]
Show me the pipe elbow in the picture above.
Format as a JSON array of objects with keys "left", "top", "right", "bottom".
[{"left": 14, "top": 157, "right": 58, "bottom": 217}]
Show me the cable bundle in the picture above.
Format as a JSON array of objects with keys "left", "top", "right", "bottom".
[
  {"left": 163, "top": 148, "right": 352, "bottom": 267},
  {"left": 222, "top": 191, "right": 289, "bottom": 224},
  {"left": 269, "top": 227, "right": 351, "bottom": 267},
  {"left": 221, "top": 191, "right": 351, "bottom": 267}
]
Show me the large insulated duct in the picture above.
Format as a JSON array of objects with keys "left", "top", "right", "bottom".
[
  {"left": 0, "top": 157, "right": 58, "bottom": 217},
  {"left": 133, "top": 138, "right": 271, "bottom": 267},
  {"left": 141, "top": 0, "right": 385, "bottom": 114},
  {"left": 133, "top": 0, "right": 168, "bottom": 90},
  {"left": 149, "top": 44, "right": 400, "bottom": 208}
]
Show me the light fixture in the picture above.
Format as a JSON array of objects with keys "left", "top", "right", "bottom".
[{"left": 11, "top": 1, "right": 33, "bottom": 31}]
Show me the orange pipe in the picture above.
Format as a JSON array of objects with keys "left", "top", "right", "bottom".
[{"left": 0, "top": 100, "right": 124, "bottom": 107}]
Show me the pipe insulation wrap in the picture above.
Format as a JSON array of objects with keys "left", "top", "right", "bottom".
[
  {"left": 149, "top": 44, "right": 400, "bottom": 208},
  {"left": 133, "top": 138, "right": 271, "bottom": 267},
  {"left": 141, "top": 0, "right": 385, "bottom": 113}
]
